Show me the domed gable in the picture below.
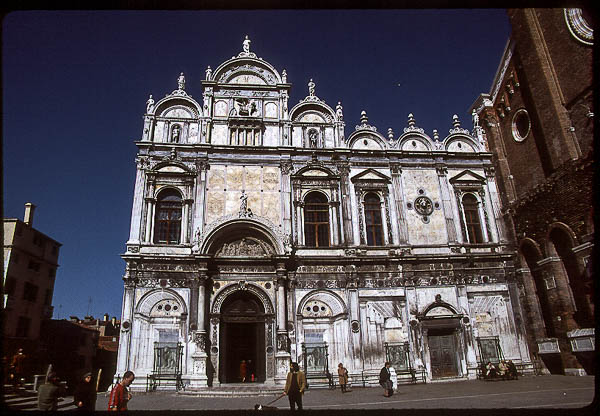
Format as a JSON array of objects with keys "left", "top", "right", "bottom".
[
  {"left": 212, "top": 58, "right": 282, "bottom": 86},
  {"left": 397, "top": 134, "right": 434, "bottom": 152},
  {"left": 153, "top": 96, "right": 201, "bottom": 118},
  {"left": 290, "top": 101, "right": 336, "bottom": 123},
  {"left": 346, "top": 130, "right": 387, "bottom": 150},
  {"left": 442, "top": 114, "right": 482, "bottom": 152}
]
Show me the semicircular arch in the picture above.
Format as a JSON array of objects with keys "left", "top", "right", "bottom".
[
  {"left": 200, "top": 218, "right": 283, "bottom": 256},
  {"left": 297, "top": 289, "right": 348, "bottom": 317},
  {"left": 136, "top": 288, "right": 188, "bottom": 317},
  {"left": 211, "top": 282, "right": 274, "bottom": 315}
]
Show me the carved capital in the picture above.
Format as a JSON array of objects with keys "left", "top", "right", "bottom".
[
  {"left": 280, "top": 161, "right": 294, "bottom": 175},
  {"left": 390, "top": 164, "right": 402, "bottom": 175},
  {"left": 435, "top": 165, "right": 448, "bottom": 177}
]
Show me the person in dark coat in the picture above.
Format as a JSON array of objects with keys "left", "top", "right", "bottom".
[
  {"left": 11, "top": 349, "right": 27, "bottom": 388},
  {"left": 379, "top": 361, "right": 393, "bottom": 397},
  {"left": 38, "top": 372, "right": 66, "bottom": 411},
  {"left": 74, "top": 372, "right": 96, "bottom": 411},
  {"left": 284, "top": 362, "right": 306, "bottom": 411}
]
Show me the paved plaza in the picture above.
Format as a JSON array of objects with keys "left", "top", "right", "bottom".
[{"left": 5, "top": 375, "right": 595, "bottom": 412}]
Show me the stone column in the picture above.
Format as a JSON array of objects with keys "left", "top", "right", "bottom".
[
  {"left": 280, "top": 161, "right": 293, "bottom": 240},
  {"left": 192, "top": 160, "right": 209, "bottom": 245},
  {"left": 116, "top": 281, "right": 136, "bottom": 376},
  {"left": 484, "top": 166, "right": 506, "bottom": 242},
  {"left": 346, "top": 271, "right": 361, "bottom": 371},
  {"left": 275, "top": 265, "right": 291, "bottom": 385},
  {"left": 338, "top": 163, "right": 354, "bottom": 245},
  {"left": 390, "top": 164, "right": 409, "bottom": 244},
  {"left": 189, "top": 269, "right": 209, "bottom": 388},
  {"left": 127, "top": 159, "right": 147, "bottom": 244},
  {"left": 435, "top": 165, "right": 458, "bottom": 243}
]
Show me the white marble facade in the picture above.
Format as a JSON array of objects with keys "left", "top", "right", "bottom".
[{"left": 117, "top": 38, "right": 531, "bottom": 390}]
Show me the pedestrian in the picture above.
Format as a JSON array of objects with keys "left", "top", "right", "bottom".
[
  {"left": 240, "top": 360, "right": 247, "bottom": 382},
  {"left": 108, "top": 371, "right": 135, "bottom": 411},
  {"left": 74, "top": 371, "right": 96, "bottom": 411},
  {"left": 507, "top": 360, "right": 518, "bottom": 380},
  {"left": 337, "top": 363, "right": 348, "bottom": 393},
  {"left": 11, "top": 348, "right": 27, "bottom": 389},
  {"left": 38, "top": 372, "right": 66, "bottom": 411},
  {"left": 389, "top": 364, "right": 398, "bottom": 393},
  {"left": 379, "top": 361, "right": 393, "bottom": 397},
  {"left": 284, "top": 362, "right": 306, "bottom": 411}
]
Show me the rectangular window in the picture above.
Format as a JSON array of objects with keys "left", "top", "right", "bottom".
[
  {"left": 544, "top": 276, "right": 556, "bottom": 290},
  {"left": 44, "top": 289, "right": 52, "bottom": 305},
  {"left": 15, "top": 316, "right": 31, "bottom": 338},
  {"left": 5, "top": 277, "right": 17, "bottom": 296},
  {"left": 23, "top": 282, "right": 38, "bottom": 302},
  {"left": 28, "top": 260, "right": 41, "bottom": 272}
]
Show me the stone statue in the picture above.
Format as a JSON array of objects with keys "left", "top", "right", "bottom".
[
  {"left": 336, "top": 102, "right": 343, "bottom": 120},
  {"left": 171, "top": 125, "right": 181, "bottom": 142},
  {"left": 239, "top": 190, "right": 248, "bottom": 215},
  {"left": 282, "top": 69, "right": 287, "bottom": 83},
  {"left": 243, "top": 35, "right": 251, "bottom": 53},
  {"left": 308, "top": 78, "right": 315, "bottom": 96},
  {"left": 205, "top": 65, "right": 212, "bottom": 80},
  {"left": 178, "top": 72, "right": 185, "bottom": 90},
  {"left": 309, "top": 130, "right": 318, "bottom": 148},
  {"left": 472, "top": 109, "right": 480, "bottom": 128},
  {"left": 146, "top": 94, "right": 155, "bottom": 113}
]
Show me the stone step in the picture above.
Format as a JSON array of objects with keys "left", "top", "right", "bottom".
[{"left": 178, "top": 383, "right": 282, "bottom": 397}]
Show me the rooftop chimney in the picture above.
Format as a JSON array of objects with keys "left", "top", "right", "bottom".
[
  {"left": 111, "top": 317, "right": 116, "bottom": 326},
  {"left": 103, "top": 313, "right": 109, "bottom": 322},
  {"left": 24, "top": 203, "right": 36, "bottom": 226}
]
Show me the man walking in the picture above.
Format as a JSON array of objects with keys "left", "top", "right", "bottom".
[
  {"left": 108, "top": 371, "right": 135, "bottom": 411},
  {"left": 38, "top": 372, "right": 66, "bottom": 411},
  {"left": 74, "top": 371, "right": 96, "bottom": 411},
  {"left": 379, "top": 361, "right": 393, "bottom": 397},
  {"left": 284, "top": 362, "right": 306, "bottom": 411}
]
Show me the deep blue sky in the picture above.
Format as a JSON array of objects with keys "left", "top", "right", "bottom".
[{"left": 3, "top": 10, "right": 510, "bottom": 320}]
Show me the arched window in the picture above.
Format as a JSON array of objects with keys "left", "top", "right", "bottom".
[
  {"left": 154, "top": 189, "right": 182, "bottom": 244},
  {"left": 304, "top": 192, "right": 329, "bottom": 247},
  {"left": 462, "top": 194, "right": 483, "bottom": 244},
  {"left": 364, "top": 193, "right": 384, "bottom": 246}
]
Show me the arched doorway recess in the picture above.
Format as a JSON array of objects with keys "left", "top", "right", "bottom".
[{"left": 219, "top": 290, "right": 266, "bottom": 383}]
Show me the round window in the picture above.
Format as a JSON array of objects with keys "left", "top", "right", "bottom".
[
  {"left": 312, "top": 305, "right": 319, "bottom": 312},
  {"left": 512, "top": 109, "right": 531, "bottom": 142},
  {"left": 165, "top": 304, "right": 171, "bottom": 311}
]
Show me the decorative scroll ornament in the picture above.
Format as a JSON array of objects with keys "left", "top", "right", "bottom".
[
  {"left": 403, "top": 113, "right": 424, "bottom": 134},
  {"left": 448, "top": 114, "right": 470, "bottom": 135},
  {"left": 355, "top": 110, "right": 377, "bottom": 132}
]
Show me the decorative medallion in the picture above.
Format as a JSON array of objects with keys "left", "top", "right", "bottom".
[
  {"left": 351, "top": 320, "right": 360, "bottom": 333},
  {"left": 414, "top": 196, "right": 433, "bottom": 216}
]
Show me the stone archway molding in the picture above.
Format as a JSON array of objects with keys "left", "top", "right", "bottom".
[
  {"left": 297, "top": 289, "right": 348, "bottom": 318},
  {"left": 211, "top": 282, "right": 275, "bottom": 315},
  {"left": 196, "top": 215, "right": 291, "bottom": 255},
  {"left": 136, "top": 288, "right": 188, "bottom": 318}
]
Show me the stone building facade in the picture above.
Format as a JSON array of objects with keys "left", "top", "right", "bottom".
[
  {"left": 117, "top": 38, "right": 532, "bottom": 390},
  {"left": 471, "top": 8, "right": 594, "bottom": 375},
  {"left": 3, "top": 203, "right": 61, "bottom": 365}
]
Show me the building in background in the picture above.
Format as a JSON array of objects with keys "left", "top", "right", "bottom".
[
  {"left": 471, "top": 8, "right": 594, "bottom": 375},
  {"left": 3, "top": 203, "right": 61, "bottom": 372},
  {"left": 117, "top": 37, "right": 532, "bottom": 391}
]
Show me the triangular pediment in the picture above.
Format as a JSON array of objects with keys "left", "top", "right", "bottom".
[
  {"left": 351, "top": 169, "right": 391, "bottom": 183},
  {"left": 449, "top": 170, "right": 486, "bottom": 184}
]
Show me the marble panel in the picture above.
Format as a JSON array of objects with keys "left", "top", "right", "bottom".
[
  {"left": 263, "top": 125, "right": 278, "bottom": 147},
  {"left": 324, "top": 127, "right": 334, "bottom": 148},
  {"left": 188, "top": 124, "right": 199, "bottom": 143},
  {"left": 214, "top": 100, "right": 228, "bottom": 117},
  {"left": 212, "top": 124, "right": 227, "bottom": 145},
  {"left": 247, "top": 191, "right": 261, "bottom": 215},
  {"left": 265, "top": 102, "right": 278, "bottom": 119},
  {"left": 205, "top": 191, "right": 225, "bottom": 224},
  {"left": 207, "top": 165, "right": 226, "bottom": 190},
  {"left": 154, "top": 121, "right": 165, "bottom": 142},
  {"left": 245, "top": 166, "right": 262, "bottom": 190},
  {"left": 263, "top": 167, "right": 280, "bottom": 191},
  {"left": 292, "top": 127, "right": 302, "bottom": 147},
  {"left": 227, "top": 166, "right": 244, "bottom": 190},
  {"left": 414, "top": 287, "right": 458, "bottom": 315},
  {"left": 262, "top": 193, "right": 281, "bottom": 225},
  {"left": 225, "top": 191, "right": 240, "bottom": 216}
]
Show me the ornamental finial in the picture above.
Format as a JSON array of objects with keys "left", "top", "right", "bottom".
[
  {"left": 177, "top": 72, "right": 185, "bottom": 90},
  {"left": 452, "top": 114, "right": 460, "bottom": 128},
  {"left": 387, "top": 128, "right": 394, "bottom": 140},
  {"left": 408, "top": 113, "right": 416, "bottom": 127},
  {"left": 360, "top": 110, "right": 368, "bottom": 124},
  {"left": 308, "top": 79, "right": 315, "bottom": 96}
]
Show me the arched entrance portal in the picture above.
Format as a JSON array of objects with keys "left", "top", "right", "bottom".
[{"left": 219, "top": 291, "right": 266, "bottom": 383}]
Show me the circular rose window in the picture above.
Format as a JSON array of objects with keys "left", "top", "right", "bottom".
[{"left": 512, "top": 109, "right": 531, "bottom": 142}]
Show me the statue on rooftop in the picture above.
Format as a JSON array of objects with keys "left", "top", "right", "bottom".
[
  {"left": 178, "top": 72, "right": 185, "bottom": 90},
  {"left": 146, "top": 94, "right": 155, "bottom": 113},
  {"left": 243, "top": 35, "right": 251, "bottom": 53},
  {"left": 205, "top": 66, "right": 212, "bottom": 80}
]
